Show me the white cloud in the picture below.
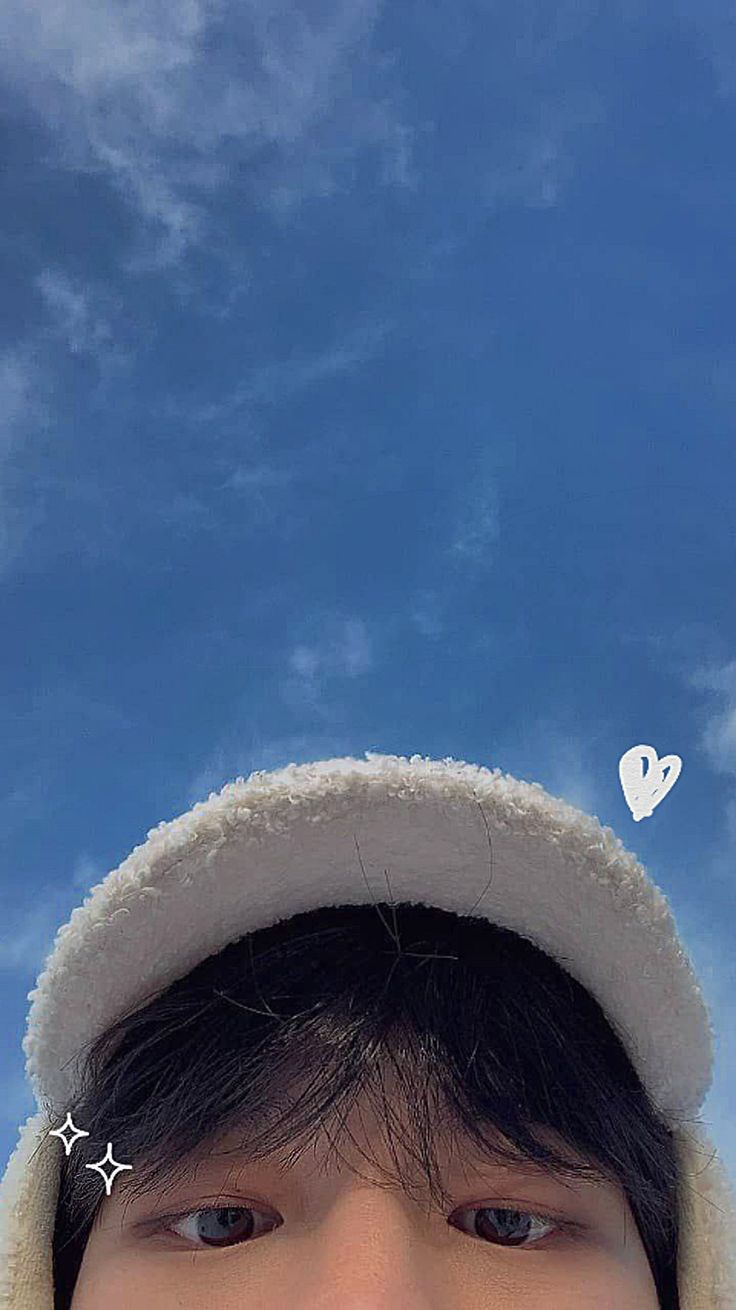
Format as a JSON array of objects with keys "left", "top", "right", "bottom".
[
  {"left": 1, "top": 299, "right": 387, "bottom": 574},
  {"left": 0, "top": 897, "right": 61, "bottom": 975},
  {"left": 0, "top": 281, "right": 135, "bottom": 574},
  {"left": 186, "top": 730, "right": 356, "bottom": 805},
  {"left": 542, "top": 742, "right": 603, "bottom": 815},
  {"left": 36, "top": 270, "right": 110, "bottom": 355},
  {"left": 0, "top": 346, "right": 51, "bottom": 463},
  {"left": 448, "top": 473, "right": 501, "bottom": 566},
  {"left": 0, "top": 346, "right": 51, "bottom": 574},
  {"left": 225, "top": 464, "right": 294, "bottom": 493},
  {"left": 680, "top": 656, "right": 736, "bottom": 902},
  {"left": 284, "top": 616, "right": 373, "bottom": 710},
  {"left": 335, "top": 618, "right": 373, "bottom": 676},
  {"left": 689, "top": 660, "right": 736, "bottom": 777},
  {"left": 0, "top": 1071, "right": 36, "bottom": 1129},
  {"left": 490, "top": 717, "right": 608, "bottom": 818},
  {"left": 409, "top": 589, "right": 445, "bottom": 638},
  {"left": 34, "top": 269, "right": 129, "bottom": 372},
  {"left": 0, "top": 846, "right": 105, "bottom": 980},
  {"left": 673, "top": 0, "right": 736, "bottom": 99},
  {"left": 183, "top": 621, "right": 374, "bottom": 803},
  {"left": 478, "top": 98, "right": 601, "bottom": 213},
  {"left": 2, "top": 0, "right": 416, "bottom": 266},
  {"left": 70, "top": 853, "right": 104, "bottom": 890},
  {"left": 189, "top": 316, "right": 392, "bottom": 424}
]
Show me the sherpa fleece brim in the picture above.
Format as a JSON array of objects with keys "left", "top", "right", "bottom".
[
  {"left": 0, "top": 751, "right": 734, "bottom": 1309},
  {"left": 22, "top": 752, "right": 713, "bottom": 1120}
]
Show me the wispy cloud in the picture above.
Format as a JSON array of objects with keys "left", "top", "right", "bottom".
[
  {"left": 676, "top": 1, "right": 736, "bottom": 99},
  {"left": 0, "top": 347, "right": 44, "bottom": 461},
  {"left": 540, "top": 737, "right": 604, "bottom": 815},
  {"left": 224, "top": 464, "right": 295, "bottom": 495},
  {"left": 684, "top": 658, "right": 736, "bottom": 876},
  {"left": 0, "top": 895, "right": 63, "bottom": 976},
  {"left": 0, "top": 1071, "right": 35, "bottom": 1129},
  {"left": 186, "top": 730, "right": 356, "bottom": 805},
  {"left": 179, "top": 316, "right": 393, "bottom": 430},
  {"left": 182, "top": 619, "right": 375, "bottom": 804},
  {"left": 2, "top": 0, "right": 416, "bottom": 267},
  {"left": 689, "top": 660, "right": 736, "bottom": 777},
  {"left": 0, "top": 278, "right": 136, "bottom": 574},
  {"left": 409, "top": 589, "right": 445, "bottom": 638},
  {"left": 0, "top": 346, "right": 51, "bottom": 574},
  {"left": 448, "top": 465, "right": 501, "bottom": 567},
  {"left": 35, "top": 269, "right": 131, "bottom": 374},
  {"left": 152, "top": 317, "right": 393, "bottom": 533},
  {"left": 70, "top": 853, "right": 105, "bottom": 891},
  {"left": 478, "top": 98, "right": 600, "bottom": 213},
  {"left": 0, "top": 310, "right": 391, "bottom": 575},
  {"left": 283, "top": 616, "right": 373, "bottom": 713},
  {"left": 490, "top": 715, "right": 608, "bottom": 818},
  {"left": 0, "top": 841, "right": 108, "bottom": 978}
]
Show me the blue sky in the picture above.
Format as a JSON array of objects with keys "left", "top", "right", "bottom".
[{"left": 1, "top": 0, "right": 735, "bottom": 1189}]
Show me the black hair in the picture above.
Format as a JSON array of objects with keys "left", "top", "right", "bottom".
[{"left": 51, "top": 900, "right": 681, "bottom": 1308}]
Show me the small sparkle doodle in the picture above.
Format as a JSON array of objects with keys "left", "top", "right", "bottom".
[
  {"left": 48, "top": 1113, "right": 90, "bottom": 1156},
  {"left": 619, "top": 744, "right": 682, "bottom": 822},
  {"left": 85, "top": 1143, "right": 133, "bottom": 1196}
]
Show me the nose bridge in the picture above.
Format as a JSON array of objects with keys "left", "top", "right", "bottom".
[{"left": 297, "top": 1184, "right": 439, "bottom": 1308}]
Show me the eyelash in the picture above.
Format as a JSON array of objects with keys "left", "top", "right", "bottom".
[{"left": 150, "top": 1202, "right": 586, "bottom": 1251}]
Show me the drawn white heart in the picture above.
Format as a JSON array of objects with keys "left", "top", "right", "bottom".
[{"left": 618, "top": 744, "right": 682, "bottom": 822}]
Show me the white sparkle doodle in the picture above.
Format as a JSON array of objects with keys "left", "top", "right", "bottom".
[
  {"left": 48, "top": 1112, "right": 90, "bottom": 1156},
  {"left": 85, "top": 1143, "right": 133, "bottom": 1196},
  {"left": 619, "top": 744, "right": 682, "bottom": 821}
]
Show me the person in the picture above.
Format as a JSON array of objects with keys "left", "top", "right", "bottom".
[{"left": 0, "top": 751, "right": 733, "bottom": 1308}]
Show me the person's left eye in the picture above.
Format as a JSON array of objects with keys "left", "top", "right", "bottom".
[
  {"left": 448, "top": 1205, "right": 583, "bottom": 1248},
  {"left": 165, "top": 1205, "right": 281, "bottom": 1248}
]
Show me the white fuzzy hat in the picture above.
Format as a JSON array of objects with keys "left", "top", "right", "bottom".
[{"left": 1, "top": 751, "right": 734, "bottom": 1306}]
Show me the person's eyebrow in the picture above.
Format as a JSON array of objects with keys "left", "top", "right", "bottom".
[
  {"left": 111, "top": 1136, "right": 610, "bottom": 1216},
  {"left": 108, "top": 1142, "right": 254, "bottom": 1207}
]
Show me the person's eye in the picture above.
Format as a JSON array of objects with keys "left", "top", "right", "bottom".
[
  {"left": 163, "top": 1204, "right": 282, "bottom": 1248},
  {"left": 448, "top": 1204, "right": 584, "bottom": 1248},
  {"left": 146, "top": 1201, "right": 584, "bottom": 1253}
]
